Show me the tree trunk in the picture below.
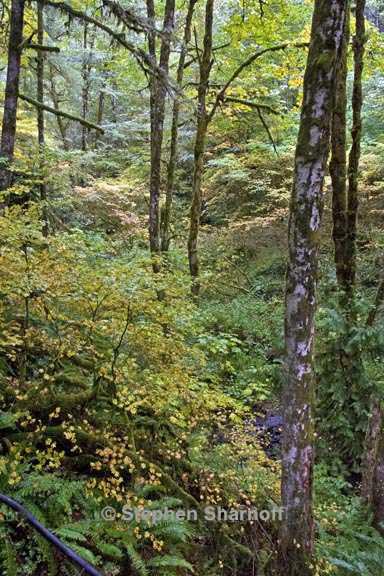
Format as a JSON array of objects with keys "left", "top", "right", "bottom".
[
  {"left": 187, "top": 0, "right": 214, "bottom": 295},
  {"left": 81, "top": 22, "right": 89, "bottom": 151},
  {"left": 0, "top": 0, "right": 25, "bottom": 191},
  {"left": 361, "top": 275, "right": 384, "bottom": 526},
  {"left": 37, "top": 0, "right": 49, "bottom": 236},
  {"left": 161, "top": 0, "right": 197, "bottom": 252},
  {"left": 95, "top": 89, "right": 105, "bottom": 144},
  {"left": 146, "top": 0, "right": 175, "bottom": 270},
  {"left": 345, "top": 0, "right": 366, "bottom": 293},
  {"left": 372, "top": 432, "right": 384, "bottom": 534},
  {"left": 330, "top": 4, "right": 350, "bottom": 290},
  {"left": 48, "top": 65, "right": 69, "bottom": 150},
  {"left": 278, "top": 1, "right": 347, "bottom": 573},
  {"left": 362, "top": 398, "right": 383, "bottom": 507}
]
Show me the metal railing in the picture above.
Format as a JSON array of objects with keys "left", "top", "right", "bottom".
[{"left": 0, "top": 494, "right": 102, "bottom": 576}]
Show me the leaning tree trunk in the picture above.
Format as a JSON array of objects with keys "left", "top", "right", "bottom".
[
  {"left": 278, "top": 1, "right": 347, "bottom": 574},
  {"left": 146, "top": 0, "right": 175, "bottom": 270},
  {"left": 0, "top": 0, "right": 25, "bottom": 191},
  {"left": 345, "top": 0, "right": 366, "bottom": 295},
  {"left": 187, "top": 0, "right": 214, "bottom": 295},
  {"left": 330, "top": 4, "right": 350, "bottom": 291},
  {"left": 161, "top": 0, "right": 197, "bottom": 252},
  {"left": 37, "top": 0, "right": 48, "bottom": 236}
]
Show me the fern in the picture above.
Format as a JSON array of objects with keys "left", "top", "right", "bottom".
[
  {"left": 125, "top": 543, "right": 149, "bottom": 576},
  {"left": 147, "top": 554, "right": 194, "bottom": 572}
]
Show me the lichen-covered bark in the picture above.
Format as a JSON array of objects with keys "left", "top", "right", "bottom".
[
  {"left": 0, "top": 0, "right": 25, "bottom": 191},
  {"left": 161, "top": 0, "right": 197, "bottom": 252},
  {"left": 330, "top": 4, "right": 349, "bottom": 290},
  {"left": 187, "top": 0, "right": 214, "bottom": 295},
  {"left": 147, "top": 0, "right": 175, "bottom": 270},
  {"left": 279, "top": 1, "right": 347, "bottom": 573},
  {"left": 345, "top": 0, "right": 366, "bottom": 292}
]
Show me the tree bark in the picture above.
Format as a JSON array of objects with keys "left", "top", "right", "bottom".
[
  {"left": 160, "top": 0, "right": 198, "bottom": 252},
  {"left": 37, "top": 0, "right": 49, "bottom": 236},
  {"left": 146, "top": 0, "right": 175, "bottom": 270},
  {"left": 345, "top": 0, "right": 366, "bottom": 293},
  {"left": 187, "top": 0, "right": 214, "bottom": 295},
  {"left": 0, "top": 0, "right": 25, "bottom": 191},
  {"left": 330, "top": 4, "right": 350, "bottom": 290},
  {"left": 278, "top": 1, "right": 347, "bottom": 573}
]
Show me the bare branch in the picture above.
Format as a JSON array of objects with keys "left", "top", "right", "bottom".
[
  {"left": 257, "top": 107, "right": 278, "bottom": 154},
  {"left": 208, "top": 41, "right": 308, "bottom": 121}
]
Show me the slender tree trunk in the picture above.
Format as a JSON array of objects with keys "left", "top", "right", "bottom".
[
  {"left": 278, "top": 2, "right": 347, "bottom": 573},
  {"left": 37, "top": 0, "right": 48, "bottom": 236},
  {"left": 95, "top": 88, "right": 105, "bottom": 144},
  {"left": 0, "top": 0, "right": 25, "bottom": 191},
  {"left": 187, "top": 0, "right": 214, "bottom": 295},
  {"left": 146, "top": 0, "right": 175, "bottom": 270},
  {"left": 330, "top": 5, "right": 350, "bottom": 290},
  {"left": 48, "top": 67, "right": 69, "bottom": 150},
  {"left": 161, "top": 0, "right": 197, "bottom": 252},
  {"left": 345, "top": 0, "right": 366, "bottom": 293},
  {"left": 81, "top": 22, "right": 89, "bottom": 152}
]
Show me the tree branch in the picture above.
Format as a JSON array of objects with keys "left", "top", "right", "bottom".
[
  {"left": 25, "top": 42, "right": 60, "bottom": 52},
  {"left": 223, "top": 96, "right": 280, "bottom": 115},
  {"left": 102, "top": 0, "right": 161, "bottom": 36},
  {"left": 208, "top": 41, "right": 308, "bottom": 122},
  {"left": 19, "top": 94, "right": 105, "bottom": 133},
  {"left": 32, "top": 0, "right": 167, "bottom": 83},
  {"left": 257, "top": 107, "right": 278, "bottom": 154}
]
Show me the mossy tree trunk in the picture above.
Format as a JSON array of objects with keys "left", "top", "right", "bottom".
[
  {"left": 0, "top": 0, "right": 25, "bottom": 191},
  {"left": 160, "top": 0, "right": 198, "bottom": 252},
  {"left": 147, "top": 0, "right": 175, "bottom": 271},
  {"left": 187, "top": 0, "right": 214, "bottom": 295},
  {"left": 345, "top": 0, "right": 366, "bottom": 293},
  {"left": 278, "top": 1, "right": 347, "bottom": 574},
  {"left": 37, "top": 0, "right": 49, "bottom": 236},
  {"left": 330, "top": 4, "right": 350, "bottom": 290}
]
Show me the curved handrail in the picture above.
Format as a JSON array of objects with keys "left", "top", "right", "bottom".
[{"left": 0, "top": 494, "right": 102, "bottom": 576}]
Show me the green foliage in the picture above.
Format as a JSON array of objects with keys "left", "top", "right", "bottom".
[
  {"left": 316, "top": 292, "right": 384, "bottom": 468},
  {"left": 315, "top": 465, "right": 384, "bottom": 576}
]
